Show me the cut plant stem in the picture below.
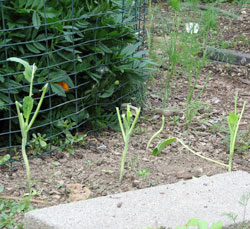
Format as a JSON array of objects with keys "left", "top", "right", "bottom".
[
  {"left": 120, "top": 139, "right": 129, "bottom": 182},
  {"left": 116, "top": 105, "right": 141, "bottom": 183},
  {"left": 22, "top": 136, "right": 31, "bottom": 195}
]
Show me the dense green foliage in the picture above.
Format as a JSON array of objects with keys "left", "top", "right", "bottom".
[{"left": 0, "top": 0, "right": 149, "bottom": 148}]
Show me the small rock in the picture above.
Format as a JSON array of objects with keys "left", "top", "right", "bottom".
[
  {"left": 54, "top": 171, "right": 62, "bottom": 177},
  {"left": 151, "top": 115, "right": 161, "bottom": 121},
  {"left": 191, "top": 167, "right": 203, "bottom": 177},
  {"left": 97, "top": 145, "right": 107, "bottom": 151},
  {"left": 235, "top": 159, "right": 243, "bottom": 165},
  {"left": 59, "top": 158, "right": 68, "bottom": 163},
  {"left": 132, "top": 180, "right": 140, "bottom": 188},
  {"left": 211, "top": 97, "right": 220, "bottom": 104},
  {"left": 53, "top": 195, "right": 61, "bottom": 200},
  {"left": 176, "top": 170, "right": 192, "bottom": 179},
  {"left": 117, "top": 202, "right": 123, "bottom": 208},
  {"left": 58, "top": 180, "right": 64, "bottom": 186},
  {"left": 96, "top": 159, "right": 104, "bottom": 166}
]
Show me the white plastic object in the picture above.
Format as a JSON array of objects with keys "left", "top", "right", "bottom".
[{"left": 185, "top": 23, "right": 199, "bottom": 34}]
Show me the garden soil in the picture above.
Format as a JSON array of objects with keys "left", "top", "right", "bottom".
[{"left": 0, "top": 1, "right": 249, "bottom": 222}]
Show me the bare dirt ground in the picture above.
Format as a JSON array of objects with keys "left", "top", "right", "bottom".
[{"left": 0, "top": 1, "right": 249, "bottom": 220}]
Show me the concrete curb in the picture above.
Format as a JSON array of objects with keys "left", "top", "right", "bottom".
[{"left": 24, "top": 171, "right": 250, "bottom": 229}]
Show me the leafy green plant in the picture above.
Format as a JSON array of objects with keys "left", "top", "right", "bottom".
[
  {"left": 0, "top": 0, "right": 150, "bottom": 150},
  {"left": 55, "top": 120, "right": 86, "bottom": 155},
  {"left": 0, "top": 154, "right": 11, "bottom": 165},
  {"left": 8, "top": 57, "right": 48, "bottom": 201},
  {"left": 176, "top": 217, "right": 223, "bottom": 229},
  {"left": 222, "top": 191, "right": 250, "bottom": 229},
  {"left": 30, "top": 133, "right": 49, "bottom": 155},
  {"left": 169, "top": 115, "right": 180, "bottom": 125},
  {"left": 137, "top": 168, "right": 149, "bottom": 181},
  {"left": 116, "top": 104, "right": 141, "bottom": 182},
  {"left": 227, "top": 93, "right": 246, "bottom": 172},
  {"left": 0, "top": 185, "right": 31, "bottom": 229}
]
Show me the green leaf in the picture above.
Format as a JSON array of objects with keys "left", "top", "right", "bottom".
[
  {"left": 0, "top": 154, "right": 10, "bottom": 165},
  {"left": 176, "top": 226, "right": 186, "bottom": 229},
  {"left": 198, "top": 220, "right": 209, "bottom": 229},
  {"left": 26, "top": 43, "right": 41, "bottom": 54},
  {"left": 25, "top": 0, "right": 33, "bottom": 8},
  {"left": 7, "top": 57, "right": 35, "bottom": 82},
  {"left": 152, "top": 137, "right": 177, "bottom": 156},
  {"left": 210, "top": 221, "right": 223, "bottom": 229},
  {"left": 32, "top": 11, "right": 41, "bottom": 29},
  {"left": 31, "top": 0, "right": 43, "bottom": 9},
  {"left": 227, "top": 112, "right": 239, "bottom": 133},
  {"left": 0, "top": 75, "right": 4, "bottom": 83},
  {"left": 23, "top": 96, "right": 34, "bottom": 119},
  {"left": 120, "top": 42, "right": 141, "bottom": 57},
  {"left": 51, "top": 83, "right": 66, "bottom": 97},
  {"left": 98, "top": 42, "right": 112, "bottom": 54},
  {"left": 39, "top": 7, "right": 60, "bottom": 18},
  {"left": 186, "top": 218, "right": 199, "bottom": 227},
  {"left": 67, "top": 148, "right": 75, "bottom": 155},
  {"left": 39, "top": 140, "right": 47, "bottom": 148},
  {"left": 33, "top": 42, "right": 46, "bottom": 51},
  {"left": 99, "top": 85, "right": 114, "bottom": 98}
]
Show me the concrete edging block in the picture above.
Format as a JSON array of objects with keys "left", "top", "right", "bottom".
[{"left": 24, "top": 171, "right": 250, "bottom": 229}]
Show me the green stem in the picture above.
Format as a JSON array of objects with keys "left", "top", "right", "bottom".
[
  {"left": 129, "top": 107, "right": 141, "bottom": 135},
  {"left": 119, "top": 138, "right": 129, "bottom": 182},
  {"left": 116, "top": 107, "right": 126, "bottom": 142},
  {"left": 228, "top": 101, "right": 246, "bottom": 172},
  {"left": 21, "top": 135, "right": 31, "bottom": 197},
  {"left": 27, "top": 83, "right": 48, "bottom": 131},
  {"left": 29, "top": 64, "right": 35, "bottom": 97},
  {"left": 177, "top": 138, "right": 229, "bottom": 168},
  {"left": 147, "top": 115, "right": 165, "bottom": 151}
]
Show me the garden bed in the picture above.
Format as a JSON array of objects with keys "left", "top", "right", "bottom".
[{"left": 0, "top": 1, "right": 250, "bottom": 227}]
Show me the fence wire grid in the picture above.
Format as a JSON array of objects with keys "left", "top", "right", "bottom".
[{"left": 0, "top": 0, "right": 147, "bottom": 165}]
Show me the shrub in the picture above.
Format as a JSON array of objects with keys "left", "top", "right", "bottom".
[{"left": 0, "top": 0, "right": 150, "bottom": 149}]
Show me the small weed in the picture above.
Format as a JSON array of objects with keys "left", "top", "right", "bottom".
[
  {"left": 30, "top": 133, "right": 49, "bottom": 155},
  {"left": 176, "top": 217, "right": 222, "bottom": 229},
  {"left": 0, "top": 185, "right": 32, "bottom": 229},
  {"left": 84, "top": 160, "right": 93, "bottom": 166},
  {"left": 137, "top": 168, "right": 150, "bottom": 181},
  {"left": 169, "top": 115, "right": 180, "bottom": 125},
  {"left": 55, "top": 120, "right": 86, "bottom": 155},
  {"left": 223, "top": 191, "right": 250, "bottom": 228},
  {"left": 129, "top": 156, "right": 139, "bottom": 169}
]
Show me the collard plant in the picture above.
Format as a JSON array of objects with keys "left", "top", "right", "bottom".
[
  {"left": 8, "top": 57, "right": 48, "bottom": 202},
  {"left": 0, "top": 0, "right": 150, "bottom": 147}
]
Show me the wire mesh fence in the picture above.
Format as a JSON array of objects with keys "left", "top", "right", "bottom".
[{"left": 0, "top": 0, "right": 147, "bottom": 165}]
